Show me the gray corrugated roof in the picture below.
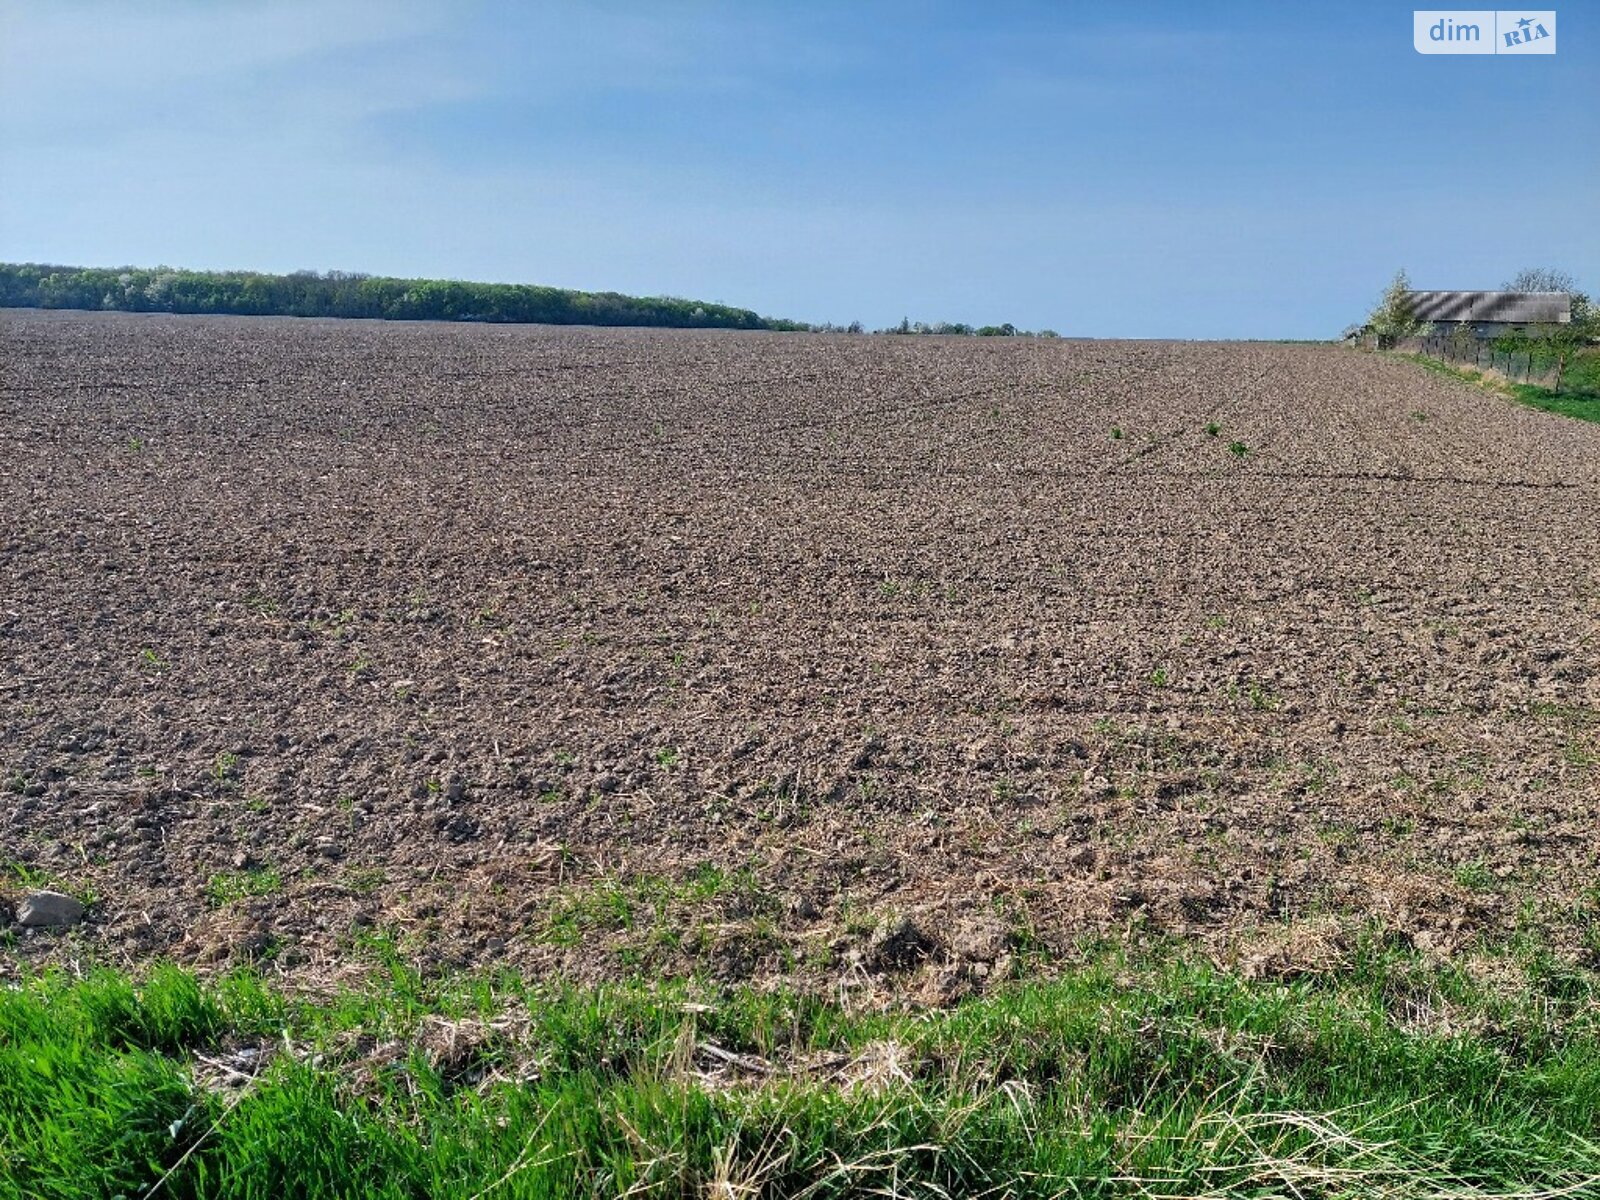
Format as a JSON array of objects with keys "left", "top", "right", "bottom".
[{"left": 1407, "top": 291, "right": 1570, "bottom": 323}]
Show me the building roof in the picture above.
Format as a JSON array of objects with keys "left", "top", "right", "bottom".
[{"left": 1407, "top": 291, "right": 1570, "bottom": 324}]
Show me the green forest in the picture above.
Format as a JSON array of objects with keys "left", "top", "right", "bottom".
[{"left": 0, "top": 262, "right": 811, "bottom": 332}]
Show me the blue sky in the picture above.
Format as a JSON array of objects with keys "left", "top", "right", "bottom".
[{"left": 1, "top": 1, "right": 1595, "bottom": 337}]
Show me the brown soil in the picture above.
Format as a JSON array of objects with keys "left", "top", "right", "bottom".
[{"left": 3, "top": 309, "right": 1598, "bottom": 997}]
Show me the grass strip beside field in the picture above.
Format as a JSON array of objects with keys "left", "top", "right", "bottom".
[
  {"left": 1399, "top": 349, "right": 1600, "bottom": 424},
  {"left": 4, "top": 943, "right": 1600, "bottom": 1198}
]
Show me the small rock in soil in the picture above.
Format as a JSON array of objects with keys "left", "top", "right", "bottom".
[{"left": 18, "top": 891, "right": 86, "bottom": 928}]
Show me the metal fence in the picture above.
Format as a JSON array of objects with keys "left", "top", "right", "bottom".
[{"left": 1403, "top": 334, "right": 1559, "bottom": 387}]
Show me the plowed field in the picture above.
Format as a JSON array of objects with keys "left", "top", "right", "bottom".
[{"left": 4, "top": 309, "right": 1598, "bottom": 996}]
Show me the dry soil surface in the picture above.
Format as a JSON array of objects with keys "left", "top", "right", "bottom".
[{"left": 3, "top": 310, "right": 1598, "bottom": 998}]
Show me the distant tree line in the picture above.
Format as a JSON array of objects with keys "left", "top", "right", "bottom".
[
  {"left": 0, "top": 263, "right": 811, "bottom": 332},
  {"left": 877, "top": 318, "right": 1061, "bottom": 338},
  {"left": 0, "top": 262, "right": 1070, "bottom": 340}
]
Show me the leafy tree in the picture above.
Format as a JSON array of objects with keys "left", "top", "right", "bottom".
[
  {"left": 1529, "top": 292, "right": 1598, "bottom": 392},
  {"left": 1491, "top": 328, "right": 1532, "bottom": 378},
  {"left": 1367, "top": 269, "right": 1429, "bottom": 349},
  {"left": 1445, "top": 320, "right": 1478, "bottom": 363}
]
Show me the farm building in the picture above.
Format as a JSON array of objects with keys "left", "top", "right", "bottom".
[{"left": 1407, "top": 290, "right": 1570, "bottom": 336}]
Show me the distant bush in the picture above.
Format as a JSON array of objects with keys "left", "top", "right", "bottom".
[{"left": 877, "top": 318, "right": 1058, "bottom": 337}]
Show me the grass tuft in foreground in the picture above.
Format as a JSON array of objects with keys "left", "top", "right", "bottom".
[{"left": 3, "top": 940, "right": 1600, "bottom": 1197}]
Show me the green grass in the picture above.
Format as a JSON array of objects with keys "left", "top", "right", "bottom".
[
  {"left": 5, "top": 940, "right": 1600, "bottom": 1198},
  {"left": 1401, "top": 348, "right": 1600, "bottom": 425},
  {"left": 1453, "top": 860, "right": 1496, "bottom": 892},
  {"left": 541, "top": 865, "right": 773, "bottom": 951},
  {"left": 203, "top": 868, "right": 282, "bottom": 907},
  {"left": 1509, "top": 378, "right": 1600, "bottom": 423}
]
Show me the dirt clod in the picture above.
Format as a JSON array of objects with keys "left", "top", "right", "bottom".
[{"left": 867, "top": 915, "right": 940, "bottom": 970}]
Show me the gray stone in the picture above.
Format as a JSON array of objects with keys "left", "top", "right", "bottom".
[{"left": 18, "top": 890, "right": 85, "bottom": 928}]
